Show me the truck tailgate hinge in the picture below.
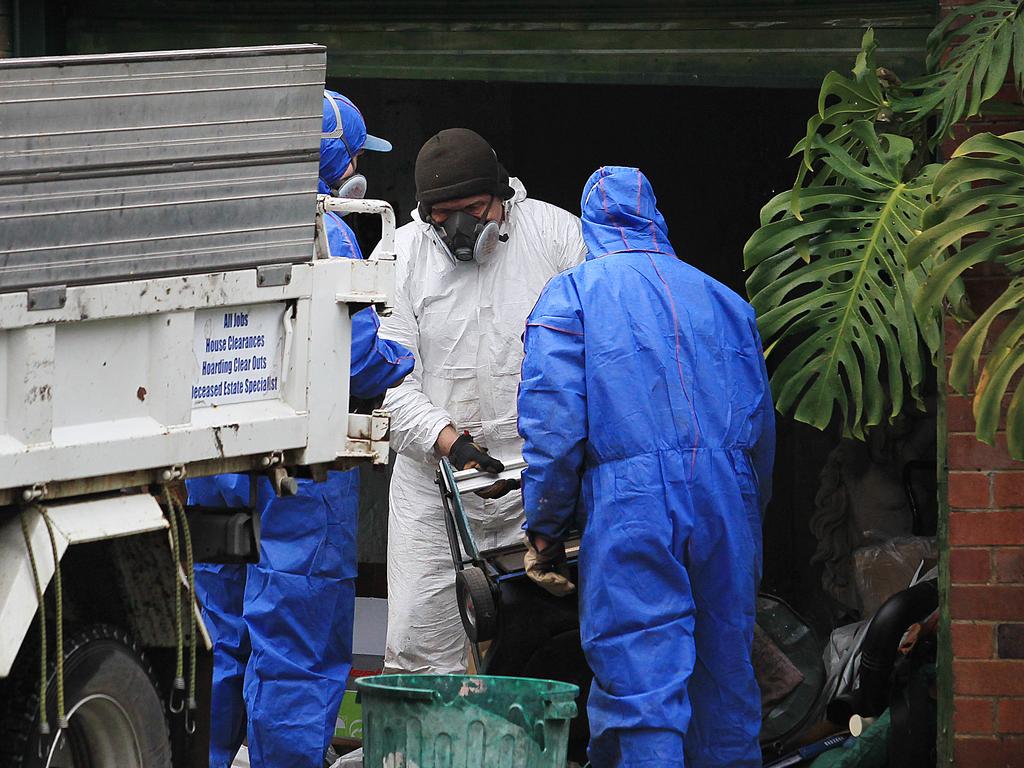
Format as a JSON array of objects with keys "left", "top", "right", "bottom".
[{"left": 21, "top": 483, "right": 48, "bottom": 502}]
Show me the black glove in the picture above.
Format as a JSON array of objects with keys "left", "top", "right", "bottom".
[
  {"left": 448, "top": 433, "right": 505, "bottom": 474},
  {"left": 475, "top": 477, "right": 520, "bottom": 500}
]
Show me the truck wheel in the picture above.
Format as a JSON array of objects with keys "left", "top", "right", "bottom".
[
  {"left": 0, "top": 624, "right": 172, "bottom": 768},
  {"left": 456, "top": 566, "right": 498, "bottom": 643}
]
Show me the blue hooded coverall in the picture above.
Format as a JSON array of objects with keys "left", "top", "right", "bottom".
[
  {"left": 518, "top": 167, "right": 775, "bottom": 767},
  {"left": 189, "top": 91, "right": 413, "bottom": 768}
]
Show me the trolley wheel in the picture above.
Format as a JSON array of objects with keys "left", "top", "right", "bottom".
[{"left": 456, "top": 566, "right": 498, "bottom": 643}]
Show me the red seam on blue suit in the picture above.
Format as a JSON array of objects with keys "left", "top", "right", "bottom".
[
  {"left": 597, "top": 174, "right": 631, "bottom": 251},
  {"left": 646, "top": 254, "right": 702, "bottom": 475}
]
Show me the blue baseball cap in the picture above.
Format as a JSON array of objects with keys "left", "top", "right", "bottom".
[{"left": 320, "top": 90, "right": 392, "bottom": 190}]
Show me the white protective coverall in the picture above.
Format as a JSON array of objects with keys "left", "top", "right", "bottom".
[{"left": 376, "top": 177, "right": 586, "bottom": 673}]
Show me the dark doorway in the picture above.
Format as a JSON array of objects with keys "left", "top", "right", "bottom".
[{"left": 334, "top": 78, "right": 817, "bottom": 296}]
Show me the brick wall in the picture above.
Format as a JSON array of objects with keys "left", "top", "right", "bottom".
[
  {"left": 946, "top": 323, "right": 1024, "bottom": 764},
  {"left": 942, "top": 49, "right": 1024, "bottom": 766}
]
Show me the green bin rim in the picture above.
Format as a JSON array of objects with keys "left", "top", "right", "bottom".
[{"left": 355, "top": 673, "right": 579, "bottom": 703}]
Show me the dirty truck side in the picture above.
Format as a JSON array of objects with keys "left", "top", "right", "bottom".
[{"left": 0, "top": 45, "right": 396, "bottom": 767}]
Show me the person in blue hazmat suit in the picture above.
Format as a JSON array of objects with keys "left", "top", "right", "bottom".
[
  {"left": 188, "top": 90, "right": 414, "bottom": 768},
  {"left": 517, "top": 166, "right": 775, "bottom": 768}
]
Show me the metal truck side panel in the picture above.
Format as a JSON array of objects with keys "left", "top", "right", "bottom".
[{"left": 0, "top": 45, "right": 326, "bottom": 291}]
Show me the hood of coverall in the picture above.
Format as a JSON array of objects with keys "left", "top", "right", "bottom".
[
  {"left": 580, "top": 166, "right": 676, "bottom": 261},
  {"left": 319, "top": 90, "right": 391, "bottom": 194}
]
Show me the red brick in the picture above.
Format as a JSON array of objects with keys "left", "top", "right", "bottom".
[
  {"left": 955, "top": 660, "right": 1024, "bottom": 695},
  {"left": 952, "top": 548, "right": 993, "bottom": 583},
  {"left": 952, "top": 586, "right": 1024, "bottom": 621},
  {"left": 946, "top": 317, "right": 967, "bottom": 354},
  {"left": 954, "top": 735, "right": 1024, "bottom": 766},
  {"left": 997, "top": 474, "right": 1024, "bottom": 508},
  {"left": 954, "top": 621, "right": 996, "bottom": 658},
  {"left": 949, "top": 394, "right": 978, "bottom": 432},
  {"left": 957, "top": 696, "right": 997, "bottom": 733},
  {"left": 1000, "top": 700, "right": 1024, "bottom": 733},
  {"left": 996, "top": 549, "right": 1024, "bottom": 584},
  {"left": 950, "top": 511, "right": 1024, "bottom": 546},
  {"left": 948, "top": 434, "right": 1021, "bottom": 471},
  {"left": 951, "top": 472, "right": 992, "bottom": 508},
  {"left": 942, "top": 314, "right": 1012, "bottom": 360}
]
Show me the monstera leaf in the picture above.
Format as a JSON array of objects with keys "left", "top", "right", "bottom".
[
  {"left": 745, "top": 123, "right": 941, "bottom": 438},
  {"left": 791, "top": 29, "right": 899, "bottom": 214},
  {"left": 897, "top": 0, "right": 1024, "bottom": 141},
  {"left": 909, "top": 131, "right": 1024, "bottom": 455}
]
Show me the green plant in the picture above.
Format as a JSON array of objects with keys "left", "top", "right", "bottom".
[
  {"left": 909, "top": 131, "right": 1024, "bottom": 454},
  {"left": 745, "top": 1, "right": 1024, "bottom": 456}
]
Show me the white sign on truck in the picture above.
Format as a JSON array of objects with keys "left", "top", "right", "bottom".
[{"left": 192, "top": 304, "right": 286, "bottom": 407}]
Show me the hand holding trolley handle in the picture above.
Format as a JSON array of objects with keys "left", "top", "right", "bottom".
[{"left": 447, "top": 430, "right": 521, "bottom": 499}]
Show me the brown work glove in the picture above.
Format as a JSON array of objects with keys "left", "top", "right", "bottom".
[{"left": 523, "top": 535, "right": 576, "bottom": 597}]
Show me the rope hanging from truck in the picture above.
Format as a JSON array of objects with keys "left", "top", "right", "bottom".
[
  {"left": 39, "top": 510, "right": 67, "bottom": 730},
  {"left": 161, "top": 485, "right": 186, "bottom": 715},
  {"left": 161, "top": 484, "right": 199, "bottom": 731},
  {"left": 172, "top": 489, "right": 199, "bottom": 729}
]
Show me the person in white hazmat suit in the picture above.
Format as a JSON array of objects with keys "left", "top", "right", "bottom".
[{"left": 375, "top": 128, "right": 586, "bottom": 673}]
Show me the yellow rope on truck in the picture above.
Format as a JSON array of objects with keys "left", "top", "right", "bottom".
[
  {"left": 171, "top": 491, "right": 199, "bottom": 718},
  {"left": 161, "top": 485, "right": 186, "bottom": 713}
]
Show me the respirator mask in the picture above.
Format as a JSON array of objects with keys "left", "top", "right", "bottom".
[
  {"left": 433, "top": 198, "right": 507, "bottom": 264},
  {"left": 331, "top": 173, "right": 366, "bottom": 200}
]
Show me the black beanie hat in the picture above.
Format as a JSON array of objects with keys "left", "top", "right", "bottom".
[{"left": 415, "top": 128, "right": 514, "bottom": 210}]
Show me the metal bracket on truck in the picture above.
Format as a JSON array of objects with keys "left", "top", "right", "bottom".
[{"left": 318, "top": 195, "right": 398, "bottom": 316}]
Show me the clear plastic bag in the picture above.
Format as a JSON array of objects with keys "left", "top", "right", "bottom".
[{"left": 852, "top": 536, "right": 937, "bottom": 617}]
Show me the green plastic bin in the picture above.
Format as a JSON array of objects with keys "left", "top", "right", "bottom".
[{"left": 356, "top": 674, "right": 579, "bottom": 768}]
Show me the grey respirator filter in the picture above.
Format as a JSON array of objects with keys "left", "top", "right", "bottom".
[{"left": 439, "top": 211, "right": 504, "bottom": 264}]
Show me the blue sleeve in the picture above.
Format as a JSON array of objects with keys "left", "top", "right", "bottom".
[
  {"left": 518, "top": 273, "right": 588, "bottom": 542},
  {"left": 350, "top": 307, "right": 415, "bottom": 399},
  {"left": 325, "top": 212, "right": 363, "bottom": 260},
  {"left": 325, "top": 213, "right": 415, "bottom": 399},
  {"left": 749, "top": 318, "right": 775, "bottom": 514}
]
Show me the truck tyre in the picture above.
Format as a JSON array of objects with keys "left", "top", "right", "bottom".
[{"left": 0, "top": 624, "right": 172, "bottom": 768}]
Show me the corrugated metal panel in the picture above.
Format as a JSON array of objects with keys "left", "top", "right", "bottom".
[
  {"left": 0, "top": 45, "right": 325, "bottom": 293},
  {"left": 52, "top": 0, "right": 936, "bottom": 88}
]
